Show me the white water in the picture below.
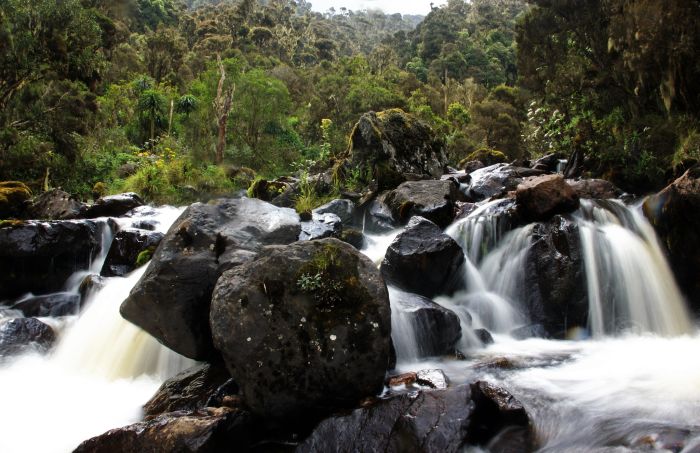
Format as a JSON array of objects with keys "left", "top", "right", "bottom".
[{"left": 0, "top": 205, "right": 192, "bottom": 453}]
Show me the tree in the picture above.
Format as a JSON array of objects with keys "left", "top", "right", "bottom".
[
  {"left": 213, "top": 55, "right": 236, "bottom": 164},
  {"left": 138, "top": 89, "right": 167, "bottom": 142}
]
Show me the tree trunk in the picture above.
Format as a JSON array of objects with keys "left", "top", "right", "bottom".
[{"left": 214, "top": 54, "right": 235, "bottom": 164}]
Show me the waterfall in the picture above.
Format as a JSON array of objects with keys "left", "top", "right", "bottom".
[
  {"left": 0, "top": 205, "right": 193, "bottom": 453},
  {"left": 575, "top": 199, "right": 693, "bottom": 337}
]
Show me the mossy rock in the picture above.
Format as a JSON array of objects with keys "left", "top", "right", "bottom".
[
  {"left": 247, "top": 178, "right": 289, "bottom": 202},
  {"left": 458, "top": 148, "right": 508, "bottom": 169},
  {"left": 0, "top": 181, "right": 32, "bottom": 218}
]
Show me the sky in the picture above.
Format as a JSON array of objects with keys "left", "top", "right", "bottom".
[{"left": 309, "top": 0, "right": 446, "bottom": 15}]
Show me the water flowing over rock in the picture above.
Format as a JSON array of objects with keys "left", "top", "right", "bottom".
[
  {"left": 644, "top": 165, "right": 700, "bottom": 311},
  {"left": 389, "top": 288, "right": 462, "bottom": 359},
  {"left": 0, "top": 219, "right": 108, "bottom": 300},
  {"left": 100, "top": 229, "right": 164, "bottom": 277},
  {"left": 297, "top": 383, "right": 531, "bottom": 453},
  {"left": 0, "top": 317, "right": 56, "bottom": 357},
  {"left": 120, "top": 198, "right": 301, "bottom": 360},
  {"left": 27, "top": 189, "right": 86, "bottom": 220},
  {"left": 385, "top": 179, "right": 465, "bottom": 228},
  {"left": 13, "top": 292, "right": 81, "bottom": 317},
  {"left": 516, "top": 174, "right": 579, "bottom": 222},
  {"left": 210, "top": 238, "right": 391, "bottom": 421},
  {"left": 346, "top": 109, "right": 447, "bottom": 190},
  {"left": 467, "top": 164, "right": 543, "bottom": 201},
  {"left": 73, "top": 408, "right": 252, "bottom": 453},
  {"left": 144, "top": 363, "right": 234, "bottom": 417},
  {"left": 84, "top": 193, "right": 144, "bottom": 218},
  {"left": 381, "top": 217, "right": 465, "bottom": 298}
]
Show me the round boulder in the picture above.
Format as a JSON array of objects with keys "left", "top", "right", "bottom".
[{"left": 210, "top": 238, "right": 392, "bottom": 420}]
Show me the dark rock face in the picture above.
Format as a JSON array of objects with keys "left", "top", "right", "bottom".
[
  {"left": 391, "top": 290, "right": 462, "bottom": 357},
  {"left": 0, "top": 317, "right": 56, "bottom": 357},
  {"left": 516, "top": 175, "right": 579, "bottom": 222},
  {"left": 313, "top": 199, "right": 356, "bottom": 226},
  {"left": 469, "top": 381, "right": 531, "bottom": 449},
  {"left": 299, "top": 212, "right": 342, "bottom": 241},
  {"left": 339, "top": 228, "right": 365, "bottom": 250},
  {"left": 84, "top": 193, "right": 144, "bottom": 218},
  {"left": 468, "top": 164, "right": 544, "bottom": 201},
  {"left": 13, "top": 292, "right": 81, "bottom": 317},
  {"left": 0, "top": 219, "right": 106, "bottom": 300},
  {"left": 362, "top": 191, "right": 399, "bottom": 233},
  {"left": 347, "top": 109, "right": 448, "bottom": 190},
  {"left": 101, "top": 229, "right": 164, "bottom": 277},
  {"left": 120, "top": 198, "right": 301, "bottom": 361},
  {"left": 567, "top": 178, "right": 623, "bottom": 200},
  {"left": 298, "top": 383, "right": 531, "bottom": 453},
  {"left": 27, "top": 189, "right": 86, "bottom": 220},
  {"left": 78, "top": 274, "right": 105, "bottom": 301},
  {"left": 523, "top": 216, "right": 587, "bottom": 337},
  {"left": 73, "top": 408, "right": 252, "bottom": 453},
  {"left": 385, "top": 179, "right": 464, "bottom": 228},
  {"left": 530, "top": 153, "right": 563, "bottom": 173},
  {"left": 144, "top": 363, "right": 233, "bottom": 417},
  {"left": 210, "top": 238, "right": 392, "bottom": 421},
  {"left": 644, "top": 166, "right": 700, "bottom": 311},
  {"left": 381, "top": 217, "right": 465, "bottom": 298}
]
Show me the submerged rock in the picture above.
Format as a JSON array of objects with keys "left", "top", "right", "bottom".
[
  {"left": 0, "top": 219, "right": 106, "bottom": 300},
  {"left": 13, "top": 292, "right": 81, "bottom": 317},
  {"left": 297, "top": 383, "right": 531, "bottom": 452},
  {"left": 210, "top": 238, "right": 392, "bottom": 421},
  {"left": 644, "top": 166, "right": 700, "bottom": 311},
  {"left": 390, "top": 289, "right": 462, "bottom": 357},
  {"left": 120, "top": 198, "right": 300, "bottom": 360},
  {"left": 73, "top": 408, "right": 252, "bottom": 453},
  {"left": 84, "top": 193, "right": 144, "bottom": 218},
  {"left": 0, "top": 317, "right": 56, "bottom": 357},
  {"left": 385, "top": 179, "right": 464, "bottom": 228},
  {"left": 346, "top": 109, "right": 448, "bottom": 190},
  {"left": 100, "top": 229, "right": 164, "bottom": 277},
  {"left": 516, "top": 174, "right": 579, "bottom": 222},
  {"left": 381, "top": 217, "right": 465, "bottom": 298}
]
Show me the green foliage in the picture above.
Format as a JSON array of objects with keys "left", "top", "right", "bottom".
[{"left": 135, "top": 248, "right": 155, "bottom": 267}]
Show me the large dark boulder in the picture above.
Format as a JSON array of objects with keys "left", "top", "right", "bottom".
[
  {"left": 516, "top": 175, "right": 579, "bottom": 222},
  {"left": 567, "top": 178, "right": 624, "bottom": 200},
  {"left": 120, "top": 198, "right": 301, "bottom": 361},
  {"left": 313, "top": 199, "right": 356, "bottom": 226},
  {"left": 362, "top": 191, "right": 399, "bottom": 233},
  {"left": 144, "top": 363, "right": 234, "bottom": 417},
  {"left": 381, "top": 217, "right": 465, "bottom": 298},
  {"left": 523, "top": 216, "right": 587, "bottom": 337},
  {"left": 346, "top": 109, "right": 447, "bottom": 190},
  {"left": 26, "top": 189, "right": 86, "bottom": 220},
  {"left": 0, "top": 219, "right": 107, "bottom": 300},
  {"left": 299, "top": 212, "right": 342, "bottom": 241},
  {"left": 468, "top": 165, "right": 544, "bottom": 201},
  {"left": 84, "top": 193, "right": 144, "bottom": 218},
  {"left": 390, "top": 289, "right": 462, "bottom": 358},
  {"left": 210, "top": 238, "right": 392, "bottom": 421},
  {"left": 0, "top": 317, "right": 56, "bottom": 357},
  {"left": 73, "top": 408, "right": 252, "bottom": 453},
  {"left": 13, "top": 292, "right": 81, "bottom": 317},
  {"left": 100, "top": 229, "right": 164, "bottom": 277},
  {"left": 385, "top": 179, "right": 464, "bottom": 228},
  {"left": 297, "top": 382, "right": 531, "bottom": 453},
  {"left": 644, "top": 166, "right": 700, "bottom": 311}
]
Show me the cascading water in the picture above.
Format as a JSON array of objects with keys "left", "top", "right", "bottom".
[{"left": 0, "top": 206, "right": 193, "bottom": 453}]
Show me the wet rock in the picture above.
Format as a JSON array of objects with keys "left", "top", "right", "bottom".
[
  {"left": 530, "top": 153, "right": 563, "bottom": 173},
  {"left": 567, "top": 178, "right": 624, "bottom": 200},
  {"left": 100, "top": 229, "right": 164, "bottom": 277},
  {"left": 516, "top": 174, "right": 579, "bottom": 222},
  {"left": 511, "top": 324, "right": 548, "bottom": 340},
  {"left": 13, "top": 292, "right": 81, "bottom": 317},
  {"left": 210, "top": 238, "right": 392, "bottom": 421},
  {"left": 78, "top": 274, "right": 105, "bottom": 301},
  {"left": 298, "top": 383, "right": 531, "bottom": 453},
  {"left": 416, "top": 369, "right": 449, "bottom": 389},
  {"left": 313, "top": 199, "right": 356, "bottom": 226},
  {"left": 120, "top": 198, "right": 300, "bottom": 360},
  {"left": 0, "top": 219, "right": 106, "bottom": 300},
  {"left": 362, "top": 191, "right": 399, "bottom": 233},
  {"left": 249, "top": 178, "right": 295, "bottom": 204},
  {"left": 0, "top": 317, "right": 56, "bottom": 357},
  {"left": 73, "top": 407, "right": 252, "bottom": 453},
  {"left": 390, "top": 289, "right": 462, "bottom": 357},
  {"left": 523, "top": 216, "right": 587, "bottom": 337},
  {"left": 468, "top": 164, "right": 543, "bottom": 201},
  {"left": 643, "top": 166, "right": 700, "bottom": 310},
  {"left": 84, "top": 193, "right": 144, "bottom": 218},
  {"left": 381, "top": 217, "right": 465, "bottom": 298},
  {"left": 346, "top": 109, "right": 447, "bottom": 191},
  {"left": 0, "top": 181, "right": 32, "bottom": 218},
  {"left": 469, "top": 381, "right": 531, "bottom": 447},
  {"left": 387, "top": 372, "right": 418, "bottom": 387},
  {"left": 339, "top": 228, "right": 365, "bottom": 250},
  {"left": 474, "top": 328, "right": 494, "bottom": 345},
  {"left": 130, "top": 219, "right": 157, "bottom": 231},
  {"left": 299, "top": 212, "right": 342, "bottom": 241},
  {"left": 26, "top": 189, "right": 86, "bottom": 220},
  {"left": 385, "top": 179, "right": 464, "bottom": 228},
  {"left": 144, "top": 363, "right": 234, "bottom": 417},
  {"left": 463, "top": 160, "right": 486, "bottom": 174}
]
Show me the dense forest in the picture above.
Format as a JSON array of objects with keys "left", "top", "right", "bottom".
[{"left": 1, "top": 0, "right": 699, "bottom": 204}]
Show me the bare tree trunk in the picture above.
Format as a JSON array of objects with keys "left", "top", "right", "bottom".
[
  {"left": 213, "top": 54, "right": 235, "bottom": 164},
  {"left": 168, "top": 99, "right": 174, "bottom": 136}
]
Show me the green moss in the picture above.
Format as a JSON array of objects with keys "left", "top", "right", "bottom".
[
  {"left": 0, "top": 219, "right": 24, "bottom": 228},
  {"left": 135, "top": 247, "right": 155, "bottom": 267},
  {"left": 458, "top": 148, "right": 508, "bottom": 168},
  {"left": 0, "top": 181, "right": 32, "bottom": 218}
]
